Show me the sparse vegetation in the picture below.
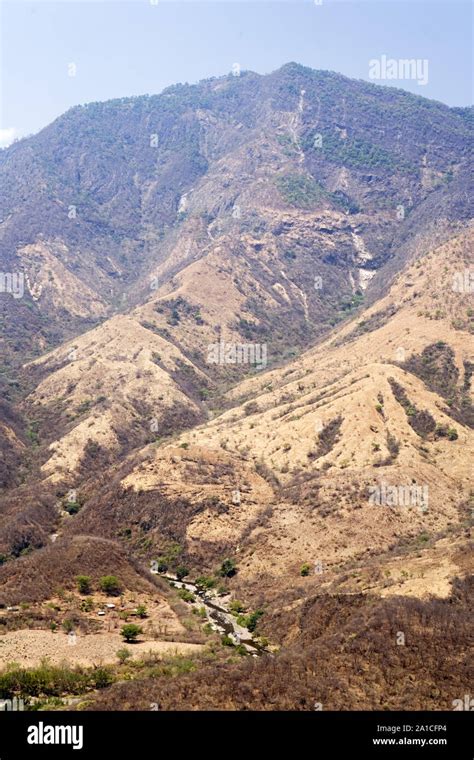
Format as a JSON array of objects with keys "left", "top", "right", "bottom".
[
  {"left": 0, "top": 660, "right": 114, "bottom": 700},
  {"left": 0, "top": 62, "right": 471, "bottom": 717}
]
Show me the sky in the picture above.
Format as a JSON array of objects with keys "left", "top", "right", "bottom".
[{"left": 0, "top": 0, "right": 472, "bottom": 147}]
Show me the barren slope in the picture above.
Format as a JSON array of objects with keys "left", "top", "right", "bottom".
[{"left": 102, "top": 228, "right": 473, "bottom": 590}]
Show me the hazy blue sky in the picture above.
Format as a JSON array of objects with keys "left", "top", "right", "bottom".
[{"left": 0, "top": 0, "right": 472, "bottom": 146}]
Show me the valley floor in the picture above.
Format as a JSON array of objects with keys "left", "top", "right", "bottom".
[{"left": 0, "top": 629, "right": 202, "bottom": 668}]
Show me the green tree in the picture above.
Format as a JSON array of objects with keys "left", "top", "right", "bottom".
[
  {"left": 218, "top": 558, "right": 236, "bottom": 577},
  {"left": 91, "top": 667, "right": 112, "bottom": 689},
  {"left": 176, "top": 566, "right": 189, "bottom": 581},
  {"left": 120, "top": 624, "right": 142, "bottom": 643},
  {"left": 99, "top": 575, "right": 122, "bottom": 595},
  {"left": 76, "top": 575, "right": 91, "bottom": 594}
]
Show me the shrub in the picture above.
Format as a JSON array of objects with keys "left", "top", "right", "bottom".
[
  {"left": 76, "top": 575, "right": 92, "bottom": 595},
  {"left": 178, "top": 589, "right": 195, "bottom": 603},
  {"left": 300, "top": 563, "right": 311, "bottom": 577},
  {"left": 244, "top": 401, "right": 260, "bottom": 416},
  {"left": 237, "top": 610, "right": 264, "bottom": 633},
  {"left": 435, "top": 424, "right": 459, "bottom": 441},
  {"left": 0, "top": 661, "right": 87, "bottom": 699},
  {"left": 120, "top": 624, "right": 142, "bottom": 643},
  {"left": 64, "top": 502, "right": 81, "bottom": 515},
  {"left": 116, "top": 649, "right": 132, "bottom": 664},
  {"left": 176, "top": 566, "right": 189, "bottom": 581},
  {"left": 99, "top": 576, "right": 122, "bottom": 595},
  {"left": 246, "top": 610, "right": 264, "bottom": 632},
  {"left": 135, "top": 605, "right": 148, "bottom": 618},
  {"left": 195, "top": 576, "right": 215, "bottom": 590},
  {"left": 218, "top": 558, "right": 236, "bottom": 577},
  {"left": 91, "top": 667, "right": 113, "bottom": 689}
]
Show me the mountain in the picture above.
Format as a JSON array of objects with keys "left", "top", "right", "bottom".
[
  {"left": 1, "top": 63, "right": 471, "bottom": 368},
  {"left": 0, "top": 63, "right": 472, "bottom": 711}
]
